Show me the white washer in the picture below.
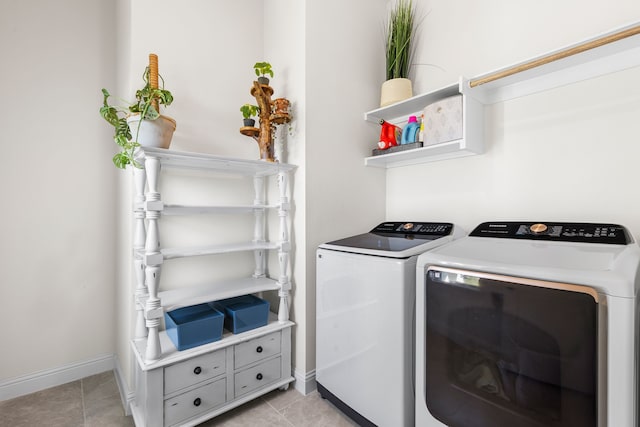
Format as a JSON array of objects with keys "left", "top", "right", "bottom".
[
  {"left": 415, "top": 221, "right": 640, "bottom": 427},
  {"left": 316, "top": 221, "right": 463, "bottom": 427}
]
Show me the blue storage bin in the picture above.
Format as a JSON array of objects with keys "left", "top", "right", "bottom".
[
  {"left": 210, "top": 294, "right": 270, "bottom": 334},
  {"left": 164, "top": 303, "right": 224, "bottom": 351}
]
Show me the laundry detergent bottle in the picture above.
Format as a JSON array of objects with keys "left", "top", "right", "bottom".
[{"left": 400, "top": 115, "right": 420, "bottom": 145}]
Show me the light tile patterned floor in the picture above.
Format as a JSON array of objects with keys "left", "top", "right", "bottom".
[{"left": 0, "top": 371, "right": 357, "bottom": 427}]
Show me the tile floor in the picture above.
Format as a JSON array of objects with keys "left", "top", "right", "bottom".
[{"left": 0, "top": 371, "right": 357, "bottom": 427}]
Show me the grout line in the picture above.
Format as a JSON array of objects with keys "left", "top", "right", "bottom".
[{"left": 261, "top": 389, "right": 309, "bottom": 427}]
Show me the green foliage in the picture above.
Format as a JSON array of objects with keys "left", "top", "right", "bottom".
[
  {"left": 385, "top": 0, "right": 415, "bottom": 80},
  {"left": 240, "top": 103, "right": 259, "bottom": 119},
  {"left": 99, "top": 67, "right": 174, "bottom": 169},
  {"left": 253, "top": 61, "right": 274, "bottom": 79}
]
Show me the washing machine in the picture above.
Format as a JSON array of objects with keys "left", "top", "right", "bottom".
[
  {"left": 415, "top": 221, "right": 640, "bottom": 427},
  {"left": 316, "top": 221, "right": 463, "bottom": 427}
]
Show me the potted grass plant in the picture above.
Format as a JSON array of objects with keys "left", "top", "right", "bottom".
[
  {"left": 380, "top": 0, "right": 416, "bottom": 107},
  {"left": 100, "top": 54, "right": 175, "bottom": 169}
]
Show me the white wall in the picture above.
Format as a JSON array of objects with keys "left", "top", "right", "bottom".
[
  {"left": 263, "top": 0, "right": 309, "bottom": 385},
  {"left": 0, "top": 0, "right": 117, "bottom": 381},
  {"left": 388, "top": 1, "right": 640, "bottom": 238},
  {"left": 303, "top": 0, "right": 388, "bottom": 373}
]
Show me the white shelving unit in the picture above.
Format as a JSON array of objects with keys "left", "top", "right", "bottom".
[
  {"left": 365, "top": 21, "right": 640, "bottom": 168},
  {"left": 129, "top": 147, "right": 296, "bottom": 427}
]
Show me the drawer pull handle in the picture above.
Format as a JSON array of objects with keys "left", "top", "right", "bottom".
[
  {"left": 256, "top": 373, "right": 263, "bottom": 380},
  {"left": 193, "top": 366, "right": 202, "bottom": 375},
  {"left": 256, "top": 346, "right": 263, "bottom": 353},
  {"left": 193, "top": 397, "right": 201, "bottom": 407}
]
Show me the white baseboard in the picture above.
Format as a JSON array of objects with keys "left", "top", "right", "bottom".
[
  {"left": 293, "top": 368, "right": 316, "bottom": 395},
  {"left": 0, "top": 354, "right": 115, "bottom": 401},
  {"left": 113, "top": 355, "right": 134, "bottom": 416}
]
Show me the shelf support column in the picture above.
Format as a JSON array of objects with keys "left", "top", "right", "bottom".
[
  {"left": 253, "top": 176, "right": 266, "bottom": 278},
  {"left": 132, "top": 167, "right": 148, "bottom": 340},
  {"left": 277, "top": 171, "right": 291, "bottom": 322},
  {"left": 143, "top": 155, "right": 162, "bottom": 362}
]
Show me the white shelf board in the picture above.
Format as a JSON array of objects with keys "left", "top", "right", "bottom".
[
  {"left": 158, "top": 277, "right": 280, "bottom": 312},
  {"left": 136, "top": 147, "right": 296, "bottom": 177},
  {"left": 464, "top": 21, "right": 640, "bottom": 104},
  {"left": 162, "top": 204, "right": 275, "bottom": 216},
  {"left": 364, "top": 140, "right": 479, "bottom": 168},
  {"left": 364, "top": 82, "right": 460, "bottom": 124},
  {"left": 131, "top": 312, "right": 294, "bottom": 370},
  {"left": 161, "top": 241, "right": 279, "bottom": 261}
]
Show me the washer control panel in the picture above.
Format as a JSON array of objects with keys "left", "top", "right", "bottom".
[
  {"left": 372, "top": 222, "right": 453, "bottom": 236},
  {"left": 470, "top": 221, "right": 631, "bottom": 244}
]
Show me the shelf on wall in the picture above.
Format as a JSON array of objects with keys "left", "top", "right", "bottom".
[
  {"left": 363, "top": 80, "right": 484, "bottom": 169},
  {"left": 363, "top": 21, "right": 640, "bottom": 168},
  {"left": 365, "top": 140, "right": 479, "bottom": 168},
  {"left": 364, "top": 83, "right": 461, "bottom": 124}
]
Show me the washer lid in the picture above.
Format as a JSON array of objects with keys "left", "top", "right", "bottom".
[{"left": 319, "top": 222, "right": 455, "bottom": 258}]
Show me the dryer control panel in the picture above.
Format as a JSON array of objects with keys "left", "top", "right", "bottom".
[
  {"left": 470, "top": 221, "right": 632, "bottom": 245},
  {"left": 372, "top": 222, "right": 453, "bottom": 236}
]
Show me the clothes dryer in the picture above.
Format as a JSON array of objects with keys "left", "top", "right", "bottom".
[
  {"left": 316, "top": 222, "right": 463, "bottom": 427},
  {"left": 415, "top": 221, "right": 640, "bottom": 427}
]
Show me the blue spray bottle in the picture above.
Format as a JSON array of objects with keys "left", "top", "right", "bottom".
[{"left": 400, "top": 115, "right": 420, "bottom": 145}]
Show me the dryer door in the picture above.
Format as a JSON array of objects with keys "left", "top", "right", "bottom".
[{"left": 423, "top": 267, "right": 598, "bottom": 427}]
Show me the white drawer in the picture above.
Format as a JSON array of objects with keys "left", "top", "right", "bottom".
[
  {"left": 164, "top": 349, "right": 226, "bottom": 395},
  {"left": 234, "top": 331, "right": 281, "bottom": 369},
  {"left": 234, "top": 357, "right": 281, "bottom": 398},
  {"left": 164, "top": 377, "right": 226, "bottom": 427}
]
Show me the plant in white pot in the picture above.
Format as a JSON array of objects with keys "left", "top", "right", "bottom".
[
  {"left": 381, "top": 0, "right": 416, "bottom": 107},
  {"left": 100, "top": 54, "right": 175, "bottom": 169}
]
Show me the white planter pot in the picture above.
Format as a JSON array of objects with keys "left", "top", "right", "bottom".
[
  {"left": 127, "top": 114, "right": 176, "bottom": 149},
  {"left": 380, "top": 78, "right": 413, "bottom": 107}
]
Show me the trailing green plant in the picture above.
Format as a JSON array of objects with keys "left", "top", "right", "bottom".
[
  {"left": 100, "top": 67, "right": 174, "bottom": 169},
  {"left": 240, "top": 103, "right": 259, "bottom": 119},
  {"left": 253, "top": 61, "right": 274, "bottom": 79},
  {"left": 385, "top": 0, "right": 416, "bottom": 80}
]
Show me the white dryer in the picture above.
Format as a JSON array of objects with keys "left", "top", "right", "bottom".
[
  {"left": 316, "top": 222, "right": 463, "bottom": 427},
  {"left": 415, "top": 221, "right": 640, "bottom": 427}
]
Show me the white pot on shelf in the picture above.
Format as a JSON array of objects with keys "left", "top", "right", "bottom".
[
  {"left": 127, "top": 114, "right": 176, "bottom": 149},
  {"left": 380, "top": 78, "right": 413, "bottom": 107}
]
